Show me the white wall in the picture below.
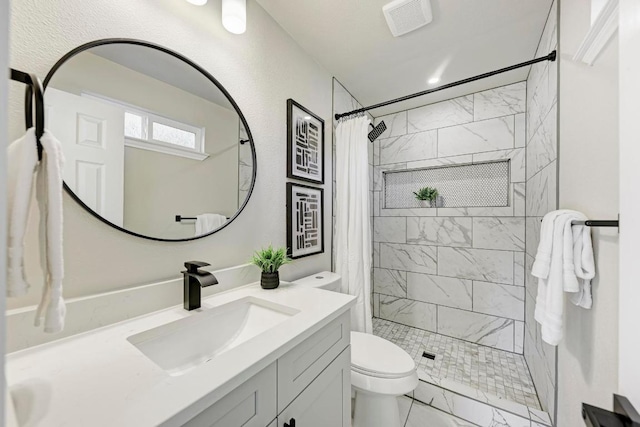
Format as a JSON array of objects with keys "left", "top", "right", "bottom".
[
  {"left": 1, "top": 0, "right": 9, "bottom": 421},
  {"left": 619, "top": 0, "right": 640, "bottom": 409},
  {"left": 7, "top": 0, "right": 333, "bottom": 308},
  {"left": 557, "top": 1, "right": 620, "bottom": 425}
]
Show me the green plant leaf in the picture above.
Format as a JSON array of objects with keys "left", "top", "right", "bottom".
[
  {"left": 413, "top": 186, "right": 439, "bottom": 201},
  {"left": 250, "top": 245, "right": 292, "bottom": 273}
]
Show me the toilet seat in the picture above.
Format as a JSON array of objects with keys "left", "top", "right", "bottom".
[{"left": 350, "top": 332, "right": 415, "bottom": 379}]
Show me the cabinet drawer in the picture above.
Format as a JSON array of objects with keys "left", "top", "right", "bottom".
[
  {"left": 183, "top": 362, "right": 277, "bottom": 427},
  {"left": 277, "top": 312, "right": 350, "bottom": 411}
]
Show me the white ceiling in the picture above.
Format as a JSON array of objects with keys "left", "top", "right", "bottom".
[{"left": 256, "top": 0, "right": 554, "bottom": 116}]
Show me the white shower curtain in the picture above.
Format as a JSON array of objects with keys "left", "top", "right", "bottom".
[{"left": 335, "top": 116, "right": 373, "bottom": 333}]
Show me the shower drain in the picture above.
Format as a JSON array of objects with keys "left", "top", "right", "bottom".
[{"left": 422, "top": 351, "right": 436, "bottom": 360}]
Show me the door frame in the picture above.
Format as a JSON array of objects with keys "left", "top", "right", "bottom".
[
  {"left": 618, "top": 0, "right": 640, "bottom": 408},
  {"left": 1, "top": 0, "right": 10, "bottom": 422}
]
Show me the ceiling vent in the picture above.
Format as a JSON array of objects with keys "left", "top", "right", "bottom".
[{"left": 383, "top": 0, "right": 433, "bottom": 37}]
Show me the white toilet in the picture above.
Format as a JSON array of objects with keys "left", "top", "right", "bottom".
[{"left": 291, "top": 272, "right": 419, "bottom": 427}]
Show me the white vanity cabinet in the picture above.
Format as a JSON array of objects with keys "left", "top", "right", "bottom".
[
  {"left": 183, "top": 312, "right": 351, "bottom": 427},
  {"left": 277, "top": 348, "right": 351, "bottom": 427},
  {"left": 182, "top": 362, "right": 277, "bottom": 427}
]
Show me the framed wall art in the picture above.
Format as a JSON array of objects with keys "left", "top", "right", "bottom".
[
  {"left": 286, "top": 182, "right": 324, "bottom": 259},
  {"left": 287, "top": 98, "right": 325, "bottom": 184}
]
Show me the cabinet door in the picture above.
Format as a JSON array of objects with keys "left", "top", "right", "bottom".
[
  {"left": 277, "top": 312, "right": 350, "bottom": 411},
  {"left": 278, "top": 347, "right": 351, "bottom": 427},
  {"left": 183, "top": 362, "right": 277, "bottom": 427}
]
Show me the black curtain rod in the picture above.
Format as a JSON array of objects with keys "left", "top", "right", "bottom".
[{"left": 335, "top": 51, "right": 557, "bottom": 120}]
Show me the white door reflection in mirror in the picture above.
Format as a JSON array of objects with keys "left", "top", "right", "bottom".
[{"left": 45, "top": 87, "right": 125, "bottom": 227}]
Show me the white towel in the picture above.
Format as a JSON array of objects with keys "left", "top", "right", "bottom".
[
  {"left": 195, "top": 213, "right": 227, "bottom": 236},
  {"left": 7, "top": 129, "right": 39, "bottom": 297},
  {"left": 533, "top": 210, "right": 595, "bottom": 345},
  {"left": 7, "top": 129, "right": 66, "bottom": 333},
  {"left": 34, "top": 131, "right": 66, "bottom": 333}
]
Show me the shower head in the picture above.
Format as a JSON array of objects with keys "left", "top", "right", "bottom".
[{"left": 368, "top": 121, "right": 387, "bottom": 143}]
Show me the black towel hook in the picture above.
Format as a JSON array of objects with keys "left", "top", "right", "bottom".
[{"left": 9, "top": 68, "right": 45, "bottom": 160}]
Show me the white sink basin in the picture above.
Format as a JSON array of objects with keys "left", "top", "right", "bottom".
[{"left": 127, "top": 296, "right": 299, "bottom": 376}]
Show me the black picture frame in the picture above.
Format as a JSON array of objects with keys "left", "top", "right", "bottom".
[
  {"left": 287, "top": 99, "right": 325, "bottom": 184},
  {"left": 286, "top": 182, "right": 324, "bottom": 259}
]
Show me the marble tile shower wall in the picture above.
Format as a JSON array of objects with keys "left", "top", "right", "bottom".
[
  {"left": 524, "top": 0, "right": 558, "bottom": 421},
  {"left": 371, "top": 82, "right": 527, "bottom": 353}
]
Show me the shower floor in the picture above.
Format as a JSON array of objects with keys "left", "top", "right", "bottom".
[{"left": 373, "top": 318, "right": 541, "bottom": 410}]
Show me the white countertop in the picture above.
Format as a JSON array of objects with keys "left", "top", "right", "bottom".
[{"left": 6, "top": 282, "right": 355, "bottom": 427}]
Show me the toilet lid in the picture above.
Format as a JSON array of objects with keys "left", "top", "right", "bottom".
[{"left": 350, "top": 332, "right": 416, "bottom": 379}]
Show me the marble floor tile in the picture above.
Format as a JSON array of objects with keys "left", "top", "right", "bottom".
[
  {"left": 403, "top": 396, "right": 477, "bottom": 427},
  {"left": 373, "top": 319, "right": 540, "bottom": 410},
  {"left": 397, "top": 396, "right": 412, "bottom": 425}
]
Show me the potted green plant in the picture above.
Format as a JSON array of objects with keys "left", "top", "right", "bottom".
[
  {"left": 251, "top": 245, "right": 291, "bottom": 289},
  {"left": 413, "top": 186, "right": 439, "bottom": 208}
]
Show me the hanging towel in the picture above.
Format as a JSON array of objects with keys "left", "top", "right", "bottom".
[
  {"left": 195, "top": 213, "right": 227, "bottom": 236},
  {"left": 532, "top": 210, "right": 595, "bottom": 345},
  {"left": 7, "top": 129, "right": 67, "bottom": 333},
  {"left": 34, "top": 131, "right": 66, "bottom": 333},
  {"left": 7, "top": 129, "right": 39, "bottom": 297}
]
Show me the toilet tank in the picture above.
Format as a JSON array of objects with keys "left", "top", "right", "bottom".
[{"left": 291, "top": 271, "right": 342, "bottom": 293}]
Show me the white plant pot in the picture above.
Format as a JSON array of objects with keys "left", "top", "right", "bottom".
[{"left": 419, "top": 200, "right": 436, "bottom": 208}]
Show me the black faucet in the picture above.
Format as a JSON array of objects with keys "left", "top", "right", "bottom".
[{"left": 182, "top": 261, "right": 218, "bottom": 311}]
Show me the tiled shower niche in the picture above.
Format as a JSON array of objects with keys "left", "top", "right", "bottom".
[{"left": 384, "top": 160, "right": 510, "bottom": 209}]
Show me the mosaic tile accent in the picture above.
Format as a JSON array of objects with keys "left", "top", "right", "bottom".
[{"left": 373, "top": 318, "right": 541, "bottom": 409}]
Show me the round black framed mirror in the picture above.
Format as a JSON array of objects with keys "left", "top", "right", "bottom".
[{"left": 44, "top": 39, "right": 256, "bottom": 242}]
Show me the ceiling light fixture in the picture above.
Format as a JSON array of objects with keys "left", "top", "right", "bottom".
[
  {"left": 428, "top": 77, "right": 440, "bottom": 85},
  {"left": 222, "top": 0, "right": 246, "bottom": 34},
  {"left": 186, "top": 0, "right": 208, "bottom": 5}
]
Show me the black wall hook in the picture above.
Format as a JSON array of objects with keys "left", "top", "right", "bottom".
[{"left": 9, "top": 68, "right": 45, "bottom": 160}]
